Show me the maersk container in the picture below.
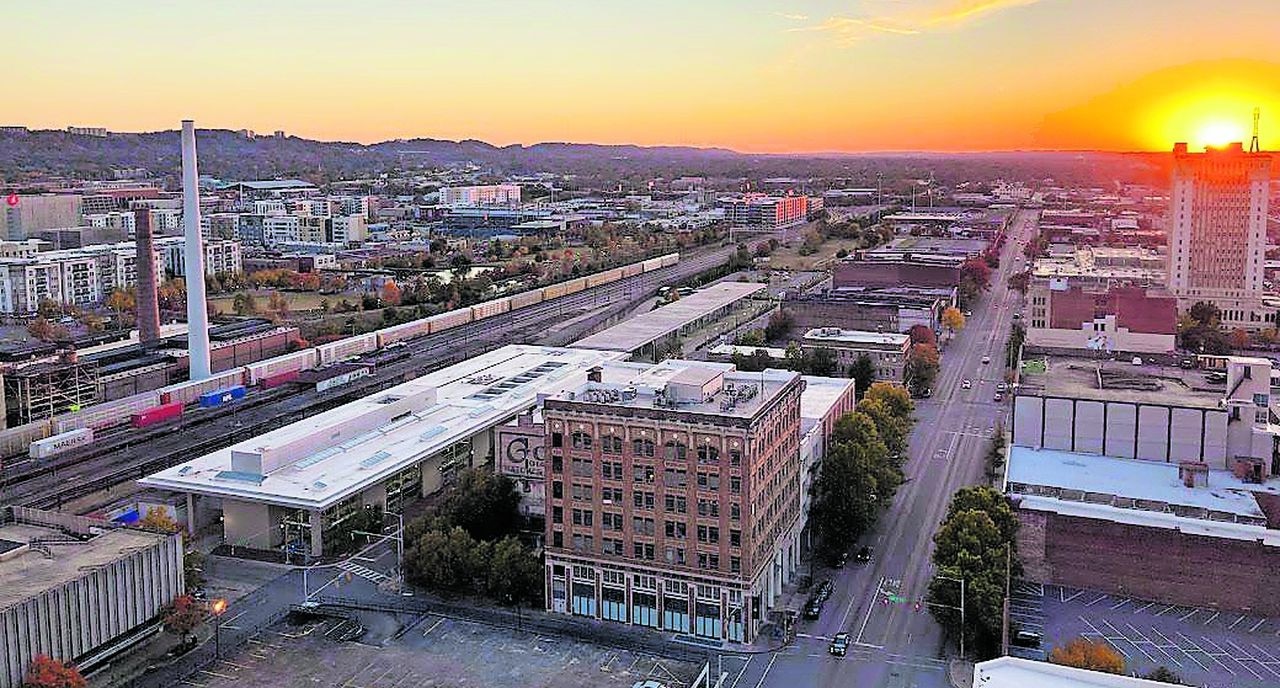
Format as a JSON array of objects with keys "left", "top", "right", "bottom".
[
  {"left": 197, "top": 385, "right": 247, "bottom": 408},
  {"left": 29, "top": 428, "right": 94, "bottom": 459},
  {"left": 132, "top": 401, "right": 184, "bottom": 428}
]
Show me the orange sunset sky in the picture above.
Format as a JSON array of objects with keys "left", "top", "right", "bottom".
[{"left": 5, "top": 0, "right": 1280, "bottom": 152}]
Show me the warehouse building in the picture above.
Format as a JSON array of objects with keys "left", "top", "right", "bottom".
[
  {"left": 799, "top": 328, "right": 910, "bottom": 382},
  {"left": 139, "top": 346, "right": 625, "bottom": 558},
  {"left": 0, "top": 507, "right": 183, "bottom": 688}
]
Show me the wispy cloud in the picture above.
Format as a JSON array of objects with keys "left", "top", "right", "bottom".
[
  {"left": 774, "top": 12, "right": 811, "bottom": 21},
  {"left": 792, "top": 0, "right": 1041, "bottom": 46}
]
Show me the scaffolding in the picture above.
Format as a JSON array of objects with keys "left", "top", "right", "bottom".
[{"left": 4, "top": 356, "right": 101, "bottom": 426}]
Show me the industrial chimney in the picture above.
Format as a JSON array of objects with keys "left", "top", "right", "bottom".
[
  {"left": 133, "top": 209, "right": 162, "bottom": 346},
  {"left": 180, "top": 120, "right": 212, "bottom": 380}
]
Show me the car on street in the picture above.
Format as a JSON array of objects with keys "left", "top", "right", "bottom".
[
  {"left": 829, "top": 632, "right": 851, "bottom": 657},
  {"left": 1012, "top": 630, "right": 1042, "bottom": 648},
  {"left": 855, "top": 546, "right": 872, "bottom": 562},
  {"left": 996, "top": 382, "right": 1007, "bottom": 392},
  {"left": 815, "top": 579, "right": 834, "bottom": 601},
  {"left": 834, "top": 550, "right": 849, "bottom": 568},
  {"left": 962, "top": 379, "right": 971, "bottom": 389},
  {"left": 804, "top": 597, "right": 825, "bottom": 619},
  {"left": 981, "top": 356, "right": 991, "bottom": 364},
  {"left": 993, "top": 392, "right": 1003, "bottom": 402}
]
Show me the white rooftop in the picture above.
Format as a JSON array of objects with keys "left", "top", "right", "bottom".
[
  {"left": 708, "top": 343, "right": 788, "bottom": 360},
  {"left": 553, "top": 359, "right": 798, "bottom": 420},
  {"left": 974, "top": 657, "right": 1191, "bottom": 687},
  {"left": 139, "top": 346, "right": 625, "bottom": 510},
  {"left": 799, "top": 375, "right": 855, "bottom": 423},
  {"left": 802, "top": 328, "right": 910, "bottom": 347},
  {"left": 571, "top": 282, "right": 766, "bottom": 353},
  {"left": 1007, "top": 446, "right": 1270, "bottom": 520}
]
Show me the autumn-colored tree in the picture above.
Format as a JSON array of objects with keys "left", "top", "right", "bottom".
[
  {"left": 22, "top": 655, "right": 86, "bottom": 688},
  {"left": 137, "top": 506, "right": 180, "bottom": 534},
  {"left": 907, "top": 324, "right": 936, "bottom": 347},
  {"left": 942, "top": 306, "right": 966, "bottom": 334},
  {"left": 904, "top": 342, "right": 940, "bottom": 397},
  {"left": 27, "top": 317, "right": 55, "bottom": 341},
  {"left": 381, "top": 280, "right": 403, "bottom": 306},
  {"left": 1049, "top": 637, "right": 1125, "bottom": 675},
  {"left": 266, "top": 292, "right": 290, "bottom": 322},
  {"left": 1228, "top": 328, "right": 1250, "bottom": 351},
  {"left": 105, "top": 288, "right": 135, "bottom": 315},
  {"left": 162, "top": 595, "right": 207, "bottom": 647}
]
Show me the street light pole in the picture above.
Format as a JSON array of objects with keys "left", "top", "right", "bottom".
[
  {"left": 210, "top": 598, "right": 227, "bottom": 659},
  {"left": 935, "top": 575, "right": 967, "bottom": 659}
]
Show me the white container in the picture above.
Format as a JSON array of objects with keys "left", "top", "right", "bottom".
[{"left": 30, "top": 428, "right": 95, "bottom": 459}]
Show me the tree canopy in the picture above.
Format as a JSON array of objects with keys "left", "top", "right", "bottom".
[{"left": 1049, "top": 637, "right": 1126, "bottom": 675}]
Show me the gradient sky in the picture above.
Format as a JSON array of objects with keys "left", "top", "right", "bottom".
[{"left": 6, "top": 0, "right": 1280, "bottom": 152}]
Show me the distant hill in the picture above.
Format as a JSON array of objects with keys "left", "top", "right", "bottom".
[{"left": 0, "top": 127, "right": 1171, "bottom": 188}]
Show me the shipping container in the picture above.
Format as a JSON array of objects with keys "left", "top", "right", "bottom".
[
  {"left": 160, "top": 369, "right": 249, "bottom": 406},
  {"left": 428, "top": 308, "right": 473, "bottom": 334},
  {"left": 316, "top": 332, "right": 379, "bottom": 365},
  {"left": 509, "top": 289, "right": 544, "bottom": 310},
  {"left": 562, "top": 278, "right": 588, "bottom": 295},
  {"left": 30, "top": 428, "right": 94, "bottom": 459},
  {"left": 642, "top": 257, "right": 664, "bottom": 272},
  {"left": 470, "top": 297, "right": 512, "bottom": 321},
  {"left": 622, "top": 263, "right": 644, "bottom": 278},
  {"left": 197, "top": 385, "right": 247, "bottom": 408},
  {"left": 660, "top": 253, "right": 679, "bottom": 268},
  {"left": 243, "top": 349, "right": 320, "bottom": 386},
  {"left": 586, "top": 268, "right": 624, "bottom": 288},
  {"left": 260, "top": 369, "right": 301, "bottom": 389},
  {"left": 55, "top": 391, "right": 163, "bottom": 433},
  {"left": 315, "top": 367, "right": 372, "bottom": 393},
  {"left": 376, "top": 318, "right": 433, "bottom": 348},
  {"left": 0, "top": 420, "right": 53, "bottom": 459},
  {"left": 132, "top": 401, "right": 184, "bottom": 428}
]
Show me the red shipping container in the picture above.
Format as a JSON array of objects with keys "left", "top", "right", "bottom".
[
  {"left": 260, "top": 369, "right": 300, "bottom": 389},
  {"left": 131, "top": 401, "right": 184, "bottom": 428}
]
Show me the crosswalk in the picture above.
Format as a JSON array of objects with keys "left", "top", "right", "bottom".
[{"left": 337, "top": 560, "right": 391, "bottom": 585}]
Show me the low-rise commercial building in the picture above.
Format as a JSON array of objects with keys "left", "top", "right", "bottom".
[
  {"left": 974, "top": 657, "right": 1190, "bottom": 687},
  {"left": 800, "top": 328, "right": 909, "bottom": 382},
  {"left": 0, "top": 507, "right": 184, "bottom": 688},
  {"left": 139, "top": 346, "right": 625, "bottom": 558},
  {"left": 1025, "top": 285, "right": 1177, "bottom": 355},
  {"left": 785, "top": 286, "right": 953, "bottom": 335}
]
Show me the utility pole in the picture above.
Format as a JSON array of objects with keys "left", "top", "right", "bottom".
[
  {"left": 1250, "top": 107, "right": 1261, "bottom": 153},
  {"left": 1002, "top": 543, "right": 1012, "bottom": 656}
]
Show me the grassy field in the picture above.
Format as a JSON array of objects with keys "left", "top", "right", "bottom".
[
  {"left": 765, "top": 236, "right": 866, "bottom": 271},
  {"left": 208, "top": 289, "right": 361, "bottom": 314}
]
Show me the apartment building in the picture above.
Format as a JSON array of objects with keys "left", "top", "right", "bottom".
[
  {"left": 719, "top": 194, "right": 808, "bottom": 229},
  {"left": 800, "top": 328, "right": 910, "bottom": 382},
  {"left": 438, "top": 184, "right": 521, "bottom": 207},
  {"left": 155, "top": 237, "right": 242, "bottom": 276},
  {"left": 541, "top": 361, "right": 805, "bottom": 643},
  {"left": 1168, "top": 142, "right": 1274, "bottom": 329}
]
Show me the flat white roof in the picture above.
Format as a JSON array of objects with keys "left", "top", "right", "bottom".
[
  {"left": 139, "top": 345, "right": 625, "bottom": 510},
  {"left": 802, "top": 328, "right": 910, "bottom": 347},
  {"left": 799, "top": 375, "right": 855, "bottom": 423},
  {"left": 974, "top": 657, "right": 1190, "bottom": 687},
  {"left": 571, "top": 282, "right": 766, "bottom": 352},
  {"left": 708, "top": 343, "right": 788, "bottom": 360},
  {"left": 1007, "top": 446, "right": 1270, "bottom": 520}
]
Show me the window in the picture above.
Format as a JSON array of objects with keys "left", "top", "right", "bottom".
[
  {"left": 697, "top": 472, "right": 721, "bottom": 491},
  {"left": 730, "top": 502, "right": 741, "bottom": 521},
  {"left": 633, "top": 464, "right": 655, "bottom": 484},
  {"left": 602, "top": 538, "right": 624, "bottom": 556},
  {"left": 571, "top": 509, "right": 594, "bottom": 527},
  {"left": 571, "top": 431, "right": 593, "bottom": 449},
  {"left": 632, "top": 438, "right": 655, "bottom": 457},
  {"left": 664, "top": 494, "right": 687, "bottom": 514},
  {"left": 553, "top": 531, "right": 563, "bottom": 548},
  {"left": 729, "top": 529, "right": 741, "bottom": 547},
  {"left": 664, "top": 547, "right": 686, "bottom": 565},
  {"left": 728, "top": 448, "right": 742, "bottom": 467},
  {"left": 632, "top": 490, "right": 654, "bottom": 510},
  {"left": 696, "top": 525, "right": 720, "bottom": 544},
  {"left": 552, "top": 506, "right": 563, "bottom": 524},
  {"left": 697, "top": 553, "right": 720, "bottom": 570},
  {"left": 552, "top": 481, "right": 563, "bottom": 499},
  {"left": 663, "top": 468, "right": 688, "bottom": 488},
  {"left": 697, "top": 499, "right": 719, "bottom": 518},
  {"left": 697, "top": 443, "right": 720, "bottom": 464},
  {"left": 551, "top": 432, "right": 563, "bottom": 448},
  {"left": 571, "top": 483, "right": 593, "bottom": 501},
  {"left": 664, "top": 440, "right": 688, "bottom": 461},
  {"left": 601, "top": 487, "right": 624, "bottom": 504},
  {"left": 551, "top": 455, "right": 563, "bottom": 473},
  {"left": 633, "top": 542, "right": 655, "bottom": 560},
  {"left": 1254, "top": 393, "right": 1269, "bottom": 407},
  {"left": 729, "top": 476, "right": 741, "bottom": 495},
  {"left": 730, "top": 556, "right": 741, "bottom": 573},
  {"left": 571, "top": 457, "right": 593, "bottom": 477},
  {"left": 602, "top": 511, "right": 624, "bottom": 531},
  {"left": 571, "top": 534, "right": 593, "bottom": 553},
  {"left": 603, "top": 461, "right": 625, "bottom": 480},
  {"left": 602, "top": 435, "right": 623, "bottom": 454},
  {"left": 665, "top": 520, "right": 687, "bottom": 539},
  {"left": 632, "top": 516, "right": 655, "bottom": 536}
]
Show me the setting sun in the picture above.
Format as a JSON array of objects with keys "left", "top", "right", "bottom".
[{"left": 1196, "top": 120, "right": 1249, "bottom": 148}]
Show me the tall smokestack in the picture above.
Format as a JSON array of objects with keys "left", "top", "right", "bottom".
[
  {"left": 181, "top": 120, "right": 211, "bottom": 380},
  {"left": 133, "top": 209, "right": 162, "bottom": 346}
]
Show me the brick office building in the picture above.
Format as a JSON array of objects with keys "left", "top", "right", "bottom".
[{"left": 541, "top": 361, "right": 805, "bottom": 642}]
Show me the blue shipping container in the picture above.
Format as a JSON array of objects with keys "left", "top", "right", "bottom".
[{"left": 198, "top": 385, "right": 247, "bottom": 408}]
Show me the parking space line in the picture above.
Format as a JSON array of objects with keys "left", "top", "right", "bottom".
[
  {"left": 1077, "top": 616, "right": 1125, "bottom": 657},
  {"left": 422, "top": 617, "right": 446, "bottom": 637},
  {"left": 1178, "top": 632, "right": 1234, "bottom": 676},
  {"left": 1125, "top": 623, "right": 1181, "bottom": 667},
  {"left": 1202, "top": 611, "right": 1220, "bottom": 626},
  {"left": 1251, "top": 643, "right": 1280, "bottom": 667},
  {"left": 1108, "top": 598, "right": 1130, "bottom": 611},
  {"left": 1100, "top": 618, "right": 1156, "bottom": 663},
  {"left": 1062, "top": 589, "right": 1086, "bottom": 603},
  {"left": 1179, "top": 608, "right": 1199, "bottom": 622},
  {"left": 1153, "top": 605, "right": 1178, "bottom": 617},
  {"left": 1228, "top": 614, "right": 1248, "bottom": 630},
  {"left": 1149, "top": 626, "right": 1210, "bottom": 673},
  {"left": 1225, "top": 639, "right": 1279, "bottom": 679},
  {"left": 1249, "top": 618, "right": 1268, "bottom": 633},
  {"left": 1132, "top": 601, "right": 1155, "bottom": 613},
  {"left": 1084, "top": 594, "right": 1109, "bottom": 607}
]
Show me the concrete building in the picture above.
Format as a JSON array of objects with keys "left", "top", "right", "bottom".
[
  {"left": 65, "top": 126, "right": 108, "bottom": 137},
  {"left": 2, "top": 195, "right": 82, "bottom": 240},
  {"left": 719, "top": 194, "right": 808, "bottom": 229},
  {"left": 799, "top": 328, "right": 910, "bottom": 382},
  {"left": 155, "top": 237, "right": 242, "bottom": 277},
  {"left": 0, "top": 507, "right": 184, "bottom": 688},
  {"left": 784, "top": 287, "right": 953, "bottom": 335},
  {"left": 1025, "top": 285, "right": 1177, "bottom": 355},
  {"left": 0, "top": 241, "right": 154, "bottom": 313},
  {"left": 1012, "top": 356, "right": 1280, "bottom": 479},
  {"left": 438, "top": 184, "right": 522, "bottom": 207},
  {"left": 1168, "top": 142, "right": 1274, "bottom": 330},
  {"left": 139, "top": 346, "right": 626, "bottom": 558},
  {"left": 1031, "top": 245, "right": 1167, "bottom": 289},
  {"left": 974, "top": 657, "right": 1190, "bottom": 687},
  {"left": 832, "top": 256, "right": 962, "bottom": 290},
  {"left": 540, "top": 361, "right": 806, "bottom": 642}
]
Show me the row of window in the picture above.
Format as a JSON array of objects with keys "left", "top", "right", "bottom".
[{"left": 554, "top": 431, "right": 743, "bottom": 465}]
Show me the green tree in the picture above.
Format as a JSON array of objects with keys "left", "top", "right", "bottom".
[
  {"left": 442, "top": 468, "right": 522, "bottom": 541},
  {"left": 406, "top": 526, "right": 488, "bottom": 592},
  {"left": 864, "top": 381, "right": 914, "bottom": 420},
  {"left": 811, "top": 412, "right": 900, "bottom": 562},
  {"left": 858, "top": 396, "right": 910, "bottom": 458},
  {"left": 231, "top": 292, "right": 258, "bottom": 316},
  {"left": 905, "top": 342, "right": 940, "bottom": 397},
  {"left": 806, "top": 347, "right": 838, "bottom": 376},
  {"left": 849, "top": 354, "right": 876, "bottom": 397},
  {"left": 486, "top": 536, "right": 544, "bottom": 606},
  {"left": 1141, "top": 666, "right": 1183, "bottom": 684}
]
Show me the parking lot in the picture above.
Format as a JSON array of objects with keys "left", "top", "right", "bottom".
[
  {"left": 1011, "top": 583, "right": 1280, "bottom": 688},
  {"left": 182, "top": 609, "right": 699, "bottom": 688}
]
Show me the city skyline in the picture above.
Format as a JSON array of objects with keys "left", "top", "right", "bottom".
[{"left": 8, "top": 0, "right": 1280, "bottom": 153}]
